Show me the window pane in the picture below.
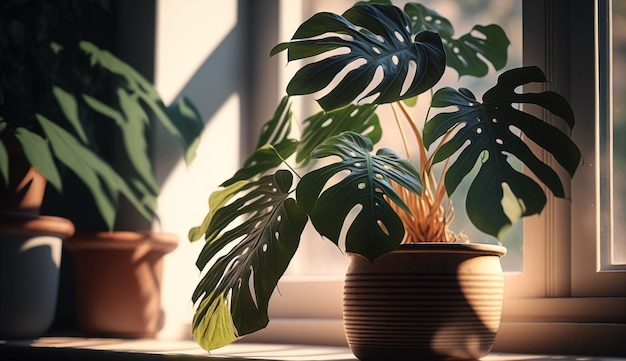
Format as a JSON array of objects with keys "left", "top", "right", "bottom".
[
  {"left": 612, "top": 0, "right": 626, "bottom": 265},
  {"left": 284, "top": 0, "right": 523, "bottom": 277}
]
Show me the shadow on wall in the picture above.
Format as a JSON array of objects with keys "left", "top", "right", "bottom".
[{"left": 153, "top": 26, "right": 243, "bottom": 186}]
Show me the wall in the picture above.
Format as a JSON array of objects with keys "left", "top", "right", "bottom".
[
  {"left": 153, "top": 0, "right": 280, "bottom": 339},
  {"left": 152, "top": 0, "right": 241, "bottom": 339}
]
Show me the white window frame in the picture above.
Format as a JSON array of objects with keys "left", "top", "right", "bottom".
[{"left": 240, "top": 0, "right": 626, "bottom": 356}]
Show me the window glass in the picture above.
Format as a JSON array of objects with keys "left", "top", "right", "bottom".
[
  {"left": 282, "top": 0, "right": 523, "bottom": 277},
  {"left": 611, "top": 0, "right": 626, "bottom": 265}
]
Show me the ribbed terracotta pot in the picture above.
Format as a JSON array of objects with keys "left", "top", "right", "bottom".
[
  {"left": 64, "top": 231, "right": 177, "bottom": 338},
  {"left": 0, "top": 214, "right": 75, "bottom": 339},
  {"left": 343, "top": 243, "right": 507, "bottom": 361}
]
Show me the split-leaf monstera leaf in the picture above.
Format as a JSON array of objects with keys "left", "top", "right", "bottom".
[
  {"left": 270, "top": 3, "right": 446, "bottom": 111},
  {"left": 297, "top": 132, "right": 422, "bottom": 261},
  {"left": 423, "top": 66, "right": 581, "bottom": 238}
]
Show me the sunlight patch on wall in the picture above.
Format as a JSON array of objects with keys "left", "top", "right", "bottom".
[{"left": 156, "top": 0, "right": 237, "bottom": 104}]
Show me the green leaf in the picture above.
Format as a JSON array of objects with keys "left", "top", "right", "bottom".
[
  {"left": 297, "top": 104, "right": 381, "bottom": 165},
  {"left": 466, "top": 162, "right": 546, "bottom": 238},
  {"left": 79, "top": 41, "right": 204, "bottom": 165},
  {"left": 296, "top": 132, "right": 421, "bottom": 261},
  {"left": 37, "top": 114, "right": 155, "bottom": 230},
  {"left": 255, "top": 96, "right": 294, "bottom": 149},
  {"left": 0, "top": 139, "right": 7, "bottom": 185},
  {"left": 404, "top": 3, "right": 455, "bottom": 38},
  {"left": 423, "top": 66, "right": 581, "bottom": 238},
  {"left": 405, "top": 3, "right": 510, "bottom": 77},
  {"left": 164, "top": 96, "right": 205, "bottom": 164},
  {"left": 116, "top": 89, "right": 159, "bottom": 194},
  {"left": 14, "top": 128, "right": 63, "bottom": 192},
  {"left": 52, "top": 86, "right": 89, "bottom": 143},
  {"left": 354, "top": 0, "right": 393, "bottom": 6},
  {"left": 83, "top": 91, "right": 159, "bottom": 196},
  {"left": 221, "top": 97, "right": 298, "bottom": 187},
  {"left": 192, "top": 293, "right": 238, "bottom": 351},
  {"left": 188, "top": 180, "right": 248, "bottom": 242},
  {"left": 270, "top": 4, "right": 446, "bottom": 111},
  {"left": 192, "top": 170, "right": 308, "bottom": 351},
  {"left": 222, "top": 143, "right": 297, "bottom": 188}
]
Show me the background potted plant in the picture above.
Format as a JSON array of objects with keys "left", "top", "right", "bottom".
[
  {"left": 0, "top": 0, "right": 204, "bottom": 339},
  {"left": 188, "top": 1, "right": 581, "bottom": 360},
  {"left": 59, "top": 41, "right": 204, "bottom": 338}
]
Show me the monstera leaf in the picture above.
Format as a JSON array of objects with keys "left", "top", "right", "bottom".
[
  {"left": 404, "top": 3, "right": 509, "bottom": 77},
  {"left": 270, "top": 3, "right": 446, "bottom": 111},
  {"left": 191, "top": 170, "right": 308, "bottom": 351},
  {"left": 297, "top": 104, "right": 381, "bottom": 165},
  {"left": 222, "top": 96, "right": 298, "bottom": 187},
  {"left": 297, "top": 132, "right": 422, "bottom": 261},
  {"left": 423, "top": 66, "right": 581, "bottom": 238}
]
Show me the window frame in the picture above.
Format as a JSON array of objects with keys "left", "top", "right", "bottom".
[{"left": 570, "top": 0, "right": 626, "bottom": 297}]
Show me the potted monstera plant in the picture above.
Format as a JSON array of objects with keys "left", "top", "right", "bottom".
[
  {"left": 0, "top": 0, "right": 203, "bottom": 339},
  {"left": 189, "top": 2, "right": 581, "bottom": 360}
]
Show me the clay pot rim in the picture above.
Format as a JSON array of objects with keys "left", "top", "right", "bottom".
[
  {"left": 348, "top": 242, "right": 507, "bottom": 260},
  {"left": 64, "top": 231, "right": 178, "bottom": 253},
  {"left": 0, "top": 213, "right": 75, "bottom": 238},
  {"left": 397, "top": 242, "right": 506, "bottom": 256}
]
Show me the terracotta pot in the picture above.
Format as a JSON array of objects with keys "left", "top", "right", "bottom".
[
  {"left": 64, "top": 231, "right": 177, "bottom": 337},
  {"left": 0, "top": 214, "right": 75, "bottom": 339},
  {"left": 0, "top": 140, "right": 47, "bottom": 216},
  {"left": 343, "top": 243, "right": 507, "bottom": 361}
]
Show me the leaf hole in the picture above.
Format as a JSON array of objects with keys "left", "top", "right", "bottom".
[
  {"left": 394, "top": 31, "right": 404, "bottom": 43},
  {"left": 401, "top": 60, "right": 417, "bottom": 96},
  {"left": 470, "top": 29, "right": 487, "bottom": 40},
  {"left": 377, "top": 220, "right": 390, "bottom": 236}
]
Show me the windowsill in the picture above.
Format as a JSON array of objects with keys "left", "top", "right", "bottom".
[{"left": 1, "top": 337, "right": 625, "bottom": 361}]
